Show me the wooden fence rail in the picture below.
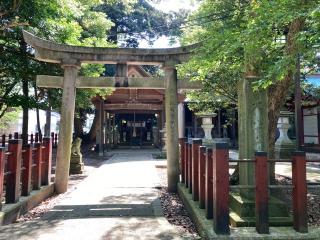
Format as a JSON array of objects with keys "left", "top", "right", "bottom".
[
  {"left": 0, "top": 137, "right": 53, "bottom": 210},
  {"left": 179, "top": 138, "right": 320, "bottom": 235}
]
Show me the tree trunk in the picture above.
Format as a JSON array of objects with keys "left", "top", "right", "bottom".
[
  {"left": 35, "top": 108, "right": 42, "bottom": 135},
  {"left": 230, "top": 17, "right": 305, "bottom": 185},
  {"left": 21, "top": 40, "right": 29, "bottom": 145},
  {"left": 34, "top": 86, "right": 42, "bottom": 136},
  {"left": 22, "top": 79, "right": 29, "bottom": 145},
  {"left": 267, "top": 18, "right": 305, "bottom": 183},
  {"left": 44, "top": 90, "right": 51, "bottom": 137}
]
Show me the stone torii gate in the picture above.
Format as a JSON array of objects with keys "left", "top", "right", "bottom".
[{"left": 23, "top": 30, "right": 200, "bottom": 194}]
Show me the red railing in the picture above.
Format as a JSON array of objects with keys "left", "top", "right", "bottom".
[
  {"left": 0, "top": 137, "right": 53, "bottom": 210},
  {"left": 1, "top": 132, "right": 58, "bottom": 148},
  {"left": 179, "top": 138, "right": 320, "bottom": 235}
]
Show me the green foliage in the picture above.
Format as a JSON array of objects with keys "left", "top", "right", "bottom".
[
  {"left": 180, "top": 0, "right": 320, "bottom": 112},
  {"left": 0, "top": 0, "right": 116, "bottom": 120},
  {"left": 97, "top": 0, "right": 187, "bottom": 47},
  {"left": 0, "top": 107, "right": 21, "bottom": 130}
]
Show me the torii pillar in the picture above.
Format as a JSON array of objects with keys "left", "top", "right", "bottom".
[
  {"left": 163, "top": 62, "right": 179, "bottom": 193},
  {"left": 55, "top": 60, "right": 80, "bottom": 194}
]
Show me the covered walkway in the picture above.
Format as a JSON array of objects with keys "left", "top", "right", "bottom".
[{"left": 0, "top": 152, "right": 191, "bottom": 240}]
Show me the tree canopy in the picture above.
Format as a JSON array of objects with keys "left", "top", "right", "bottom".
[
  {"left": 178, "top": 0, "right": 320, "bottom": 159},
  {"left": 97, "top": 0, "right": 187, "bottom": 47},
  {"left": 0, "top": 0, "right": 188, "bottom": 137},
  {"left": 180, "top": 0, "right": 320, "bottom": 109},
  {"left": 0, "top": 0, "right": 116, "bottom": 136}
]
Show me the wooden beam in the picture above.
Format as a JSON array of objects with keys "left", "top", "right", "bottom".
[
  {"left": 104, "top": 103, "right": 163, "bottom": 111},
  {"left": 36, "top": 75, "right": 202, "bottom": 90},
  {"left": 107, "top": 109, "right": 160, "bottom": 114}
]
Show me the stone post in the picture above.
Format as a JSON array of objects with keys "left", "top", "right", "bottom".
[
  {"left": 164, "top": 62, "right": 179, "bottom": 193},
  {"left": 231, "top": 76, "right": 291, "bottom": 227},
  {"left": 55, "top": 60, "right": 79, "bottom": 194},
  {"left": 238, "top": 77, "right": 268, "bottom": 194},
  {"left": 178, "top": 103, "right": 185, "bottom": 138}
]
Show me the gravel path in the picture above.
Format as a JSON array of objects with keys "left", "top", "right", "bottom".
[{"left": 276, "top": 175, "right": 320, "bottom": 227}]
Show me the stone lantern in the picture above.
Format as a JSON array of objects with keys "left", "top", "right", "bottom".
[
  {"left": 196, "top": 112, "right": 217, "bottom": 144},
  {"left": 275, "top": 110, "right": 296, "bottom": 159}
]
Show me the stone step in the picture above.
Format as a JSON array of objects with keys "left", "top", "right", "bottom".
[
  {"left": 229, "top": 210, "right": 293, "bottom": 227},
  {"left": 230, "top": 192, "right": 291, "bottom": 218}
]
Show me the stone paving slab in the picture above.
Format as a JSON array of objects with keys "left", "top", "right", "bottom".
[{"left": 0, "top": 152, "right": 190, "bottom": 240}]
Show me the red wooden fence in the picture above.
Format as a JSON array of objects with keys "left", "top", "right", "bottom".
[
  {"left": 0, "top": 137, "right": 53, "bottom": 210},
  {"left": 179, "top": 138, "right": 320, "bottom": 235},
  {"left": 1, "top": 132, "right": 58, "bottom": 148}
]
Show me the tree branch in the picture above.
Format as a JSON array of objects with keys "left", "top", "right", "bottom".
[{"left": 0, "top": 105, "right": 8, "bottom": 119}]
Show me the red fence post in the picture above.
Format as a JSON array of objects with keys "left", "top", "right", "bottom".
[
  {"left": 41, "top": 137, "right": 52, "bottom": 185},
  {"left": 0, "top": 148, "right": 5, "bottom": 210},
  {"left": 255, "top": 151, "right": 269, "bottom": 234},
  {"left": 33, "top": 143, "right": 42, "bottom": 190},
  {"left": 179, "top": 138, "right": 186, "bottom": 184},
  {"left": 198, "top": 146, "right": 206, "bottom": 209},
  {"left": 212, "top": 142, "right": 230, "bottom": 235},
  {"left": 21, "top": 144, "right": 33, "bottom": 196},
  {"left": 188, "top": 141, "right": 192, "bottom": 193},
  {"left": 6, "top": 139, "right": 22, "bottom": 203},
  {"left": 292, "top": 151, "right": 308, "bottom": 233},
  {"left": 205, "top": 147, "right": 213, "bottom": 219},
  {"left": 184, "top": 141, "right": 189, "bottom": 187},
  {"left": 191, "top": 139, "right": 202, "bottom": 201}
]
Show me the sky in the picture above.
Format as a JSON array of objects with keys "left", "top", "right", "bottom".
[
  {"left": 139, "top": 0, "right": 199, "bottom": 48},
  {"left": 149, "top": 0, "right": 199, "bottom": 13},
  {"left": 306, "top": 75, "right": 320, "bottom": 87}
]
